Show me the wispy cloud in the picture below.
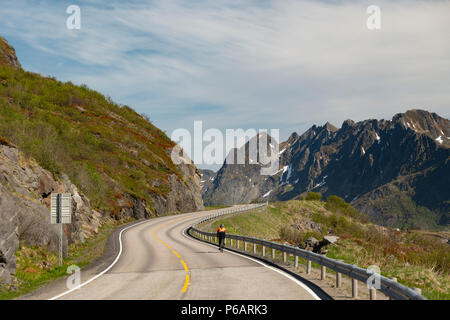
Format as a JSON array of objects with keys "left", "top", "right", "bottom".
[{"left": 1, "top": 0, "right": 449, "bottom": 161}]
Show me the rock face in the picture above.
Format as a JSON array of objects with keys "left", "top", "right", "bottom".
[
  {"left": 199, "top": 169, "right": 215, "bottom": 196},
  {"left": 0, "top": 36, "right": 21, "bottom": 69},
  {"left": 0, "top": 185, "right": 19, "bottom": 284},
  {"left": 153, "top": 161, "right": 204, "bottom": 214},
  {"left": 202, "top": 133, "right": 279, "bottom": 205},
  {"left": 204, "top": 110, "right": 449, "bottom": 229},
  {"left": 0, "top": 142, "right": 106, "bottom": 282}
]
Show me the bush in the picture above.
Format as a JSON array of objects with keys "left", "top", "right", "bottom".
[
  {"left": 304, "top": 192, "right": 322, "bottom": 201},
  {"left": 325, "top": 195, "right": 359, "bottom": 218}
]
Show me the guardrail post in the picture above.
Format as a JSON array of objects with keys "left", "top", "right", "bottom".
[
  {"left": 306, "top": 260, "right": 311, "bottom": 274},
  {"left": 390, "top": 278, "right": 397, "bottom": 300},
  {"left": 244, "top": 241, "right": 247, "bottom": 251},
  {"left": 370, "top": 287, "right": 377, "bottom": 300},
  {"left": 272, "top": 248, "right": 275, "bottom": 259},
  {"left": 283, "top": 252, "right": 287, "bottom": 263},
  {"left": 336, "top": 272, "right": 341, "bottom": 288},
  {"left": 237, "top": 239, "right": 240, "bottom": 249},
  {"left": 262, "top": 246, "right": 265, "bottom": 257},
  {"left": 294, "top": 256, "right": 298, "bottom": 268},
  {"left": 253, "top": 243, "right": 256, "bottom": 255},
  {"left": 321, "top": 266, "right": 326, "bottom": 280},
  {"left": 352, "top": 278, "right": 358, "bottom": 299}
]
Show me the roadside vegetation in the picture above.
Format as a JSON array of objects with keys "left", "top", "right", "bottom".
[
  {"left": 199, "top": 194, "right": 450, "bottom": 300},
  {"left": 0, "top": 219, "right": 131, "bottom": 300},
  {"left": 0, "top": 64, "right": 180, "bottom": 216}
]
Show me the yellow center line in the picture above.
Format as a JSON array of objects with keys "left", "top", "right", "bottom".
[
  {"left": 172, "top": 250, "right": 180, "bottom": 258},
  {"left": 151, "top": 217, "right": 190, "bottom": 294},
  {"left": 180, "top": 259, "right": 188, "bottom": 272},
  {"left": 182, "top": 274, "right": 190, "bottom": 293}
]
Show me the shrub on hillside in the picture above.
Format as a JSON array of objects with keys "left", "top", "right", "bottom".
[
  {"left": 304, "top": 192, "right": 322, "bottom": 201},
  {"left": 325, "top": 195, "right": 362, "bottom": 219}
]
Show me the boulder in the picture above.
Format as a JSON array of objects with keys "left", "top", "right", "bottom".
[
  {"left": 323, "top": 235, "right": 339, "bottom": 245},
  {"left": 306, "top": 237, "right": 319, "bottom": 246}
]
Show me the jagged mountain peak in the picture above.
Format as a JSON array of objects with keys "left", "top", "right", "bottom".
[
  {"left": 392, "top": 109, "right": 449, "bottom": 147},
  {"left": 323, "top": 121, "right": 338, "bottom": 132}
]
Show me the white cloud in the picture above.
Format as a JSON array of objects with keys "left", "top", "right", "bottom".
[{"left": 0, "top": 0, "right": 449, "bottom": 146}]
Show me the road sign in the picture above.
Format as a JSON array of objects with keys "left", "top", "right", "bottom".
[
  {"left": 50, "top": 193, "right": 72, "bottom": 266},
  {"left": 51, "top": 193, "right": 72, "bottom": 224}
]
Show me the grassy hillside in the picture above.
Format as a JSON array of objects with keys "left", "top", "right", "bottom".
[
  {"left": 0, "top": 64, "right": 182, "bottom": 216},
  {"left": 199, "top": 196, "right": 450, "bottom": 300}
]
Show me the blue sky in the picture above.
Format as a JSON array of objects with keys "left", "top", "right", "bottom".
[{"left": 1, "top": 0, "right": 449, "bottom": 170}]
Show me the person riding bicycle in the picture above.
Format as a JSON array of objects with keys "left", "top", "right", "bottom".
[{"left": 217, "top": 224, "right": 226, "bottom": 252}]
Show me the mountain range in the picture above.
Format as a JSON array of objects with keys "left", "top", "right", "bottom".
[{"left": 202, "top": 109, "right": 449, "bottom": 229}]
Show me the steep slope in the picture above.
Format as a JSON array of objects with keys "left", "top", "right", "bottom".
[
  {"left": 0, "top": 36, "right": 203, "bottom": 218},
  {"left": 199, "top": 169, "right": 215, "bottom": 195},
  {"left": 0, "top": 36, "right": 203, "bottom": 284},
  {"left": 205, "top": 110, "right": 449, "bottom": 229}
]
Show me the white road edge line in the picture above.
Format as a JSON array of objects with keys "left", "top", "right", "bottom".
[
  {"left": 48, "top": 219, "right": 150, "bottom": 300},
  {"left": 182, "top": 227, "right": 322, "bottom": 301}
]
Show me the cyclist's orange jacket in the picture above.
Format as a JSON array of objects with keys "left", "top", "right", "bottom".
[{"left": 217, "top": 227, "right": 226, "bottom": 237}]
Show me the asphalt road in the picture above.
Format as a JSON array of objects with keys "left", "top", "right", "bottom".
[{"left": 23, "top": 207, "right": 319, "bottom": 300}]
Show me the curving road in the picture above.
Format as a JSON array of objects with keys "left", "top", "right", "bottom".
[{"left": 23, "top": 207, "right": 319, "bottom": 300}]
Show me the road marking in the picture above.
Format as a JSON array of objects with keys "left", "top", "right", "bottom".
[
  {"left": 151, "top": 217, "right": 191, "bottom": 294},
  {"left": 49, "top": 219, "right": 150, "bottom": 300},
  {"left": 47, "top": 209, "right": 221, "bottom": 300},
  {"left": 182, "top": 274, "right": 190, "bottom": 292},
  {"left": 172, "top": 250, "right": 181, "bottom": 258},
  {"left": 182, "top": 225, "right": 322, "bottom": 300},
  {"left": 180, "top": 259, "right": 188, "bottom": 272}
]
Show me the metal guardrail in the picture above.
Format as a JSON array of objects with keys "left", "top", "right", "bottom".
[{"left": 188, "top": 203, "right": 426, "bottom": 300}]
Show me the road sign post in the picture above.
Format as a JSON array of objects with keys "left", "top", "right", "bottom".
[{"left": 51, "top": 193, "right": 72, "bottom": 266}]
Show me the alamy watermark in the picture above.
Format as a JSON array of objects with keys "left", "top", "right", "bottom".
[
  {"left": 366, "top": 265, "right": 381, "bottom": 290},
  {"left": 367, "top": 5, "right": 381, "bottom": 30},
  {"left": 171, "top": 121, "right": 280, "bottom": 176},
  {"left": 66, "top": 265, "right": 81, "bottom": 290},
  {"left": 66, "top": 5, "right": 81, "bottom": 30}
]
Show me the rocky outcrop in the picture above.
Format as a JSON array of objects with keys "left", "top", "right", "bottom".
[
  {"left": 0, "top": 185, "right": 19, "bottom": 284},
  {"left": 153, "top": 161, "right": 204, "bottom": 214},
  {"left": 0, "top": 142, "right": 104, "bottom": 283},
  {"left": 0, "top": 36, "right": 21, "bottom": 69}
]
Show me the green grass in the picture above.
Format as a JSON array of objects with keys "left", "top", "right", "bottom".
[
  {"left": 197, "top": 199, "right": 450, "bottom": 300},
  {"left": 0, "top": 219, "right": 128, "bottom": 300},
  {"left": 0, "top": 63, "right": 182, "bottom": 216},
  {"left": 202, "top": 206, "right": 291, "bottom": 240}
]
